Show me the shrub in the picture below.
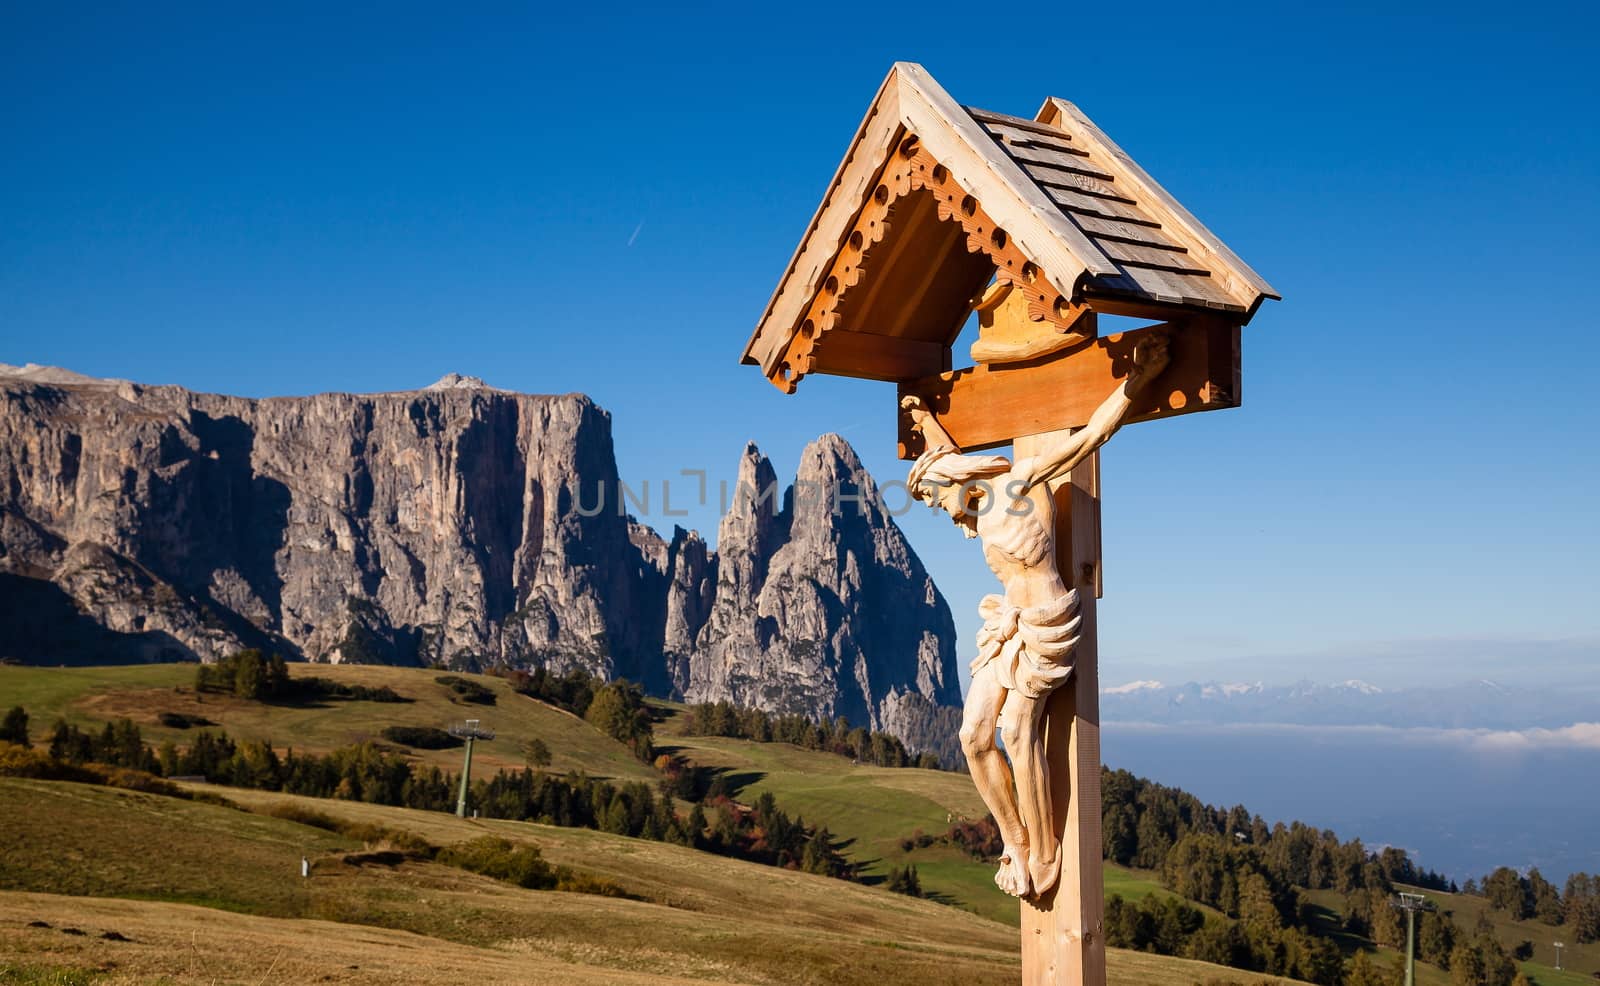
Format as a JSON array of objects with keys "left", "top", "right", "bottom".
[
  {"left": 436, "top": 836, "right": 628, "bottom": 897},
  {"left": 83, "top": 765, "right": 185, "bottom": 797},
  {"left": 262, "top": 803, "right": 342, "bottom": 832},
  {"left": 337, "top": 822, "right": 435, "bottom": 857},
  {"left": 0, "top": 741, "right": 93, "bottom": 781},
  {"left": 438, "top": 837, "right": 557, "bottom": 888},
  {"left": 435, "top": 675, "right": 496, "bottom": 705},
  {"left": 553, "top": 870, "right": 630, "bottom": 898},
  {"left": 194, "top": 652, "right": 408, "bottom": 704},
  {"left": 0, "top": 742, "right": 184, "bottom": 798},
  {"left": 302, "top": 680, "right": 408, "bottom": 703},
  {"left": 945, "top": 814, "right": 1004, "bottom": 859},
  {"left": 158, "top": 711, "right": 215, "bottom": 729},
  {"left": 380, "top": 725, "right": 462, "bottom": 750}
]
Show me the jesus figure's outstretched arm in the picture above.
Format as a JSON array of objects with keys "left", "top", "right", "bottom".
[{"left": 1017, "top": 333, "right": 1171, "bottom": 493}]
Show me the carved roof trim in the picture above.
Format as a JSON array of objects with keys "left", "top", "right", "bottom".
[{"left": 743, "top": 63, "right": 1278, "bottom": 378}]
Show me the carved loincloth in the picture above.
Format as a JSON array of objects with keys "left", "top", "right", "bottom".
[{"left": 971, "top": 591, "right": 1082, "bottom": 697}]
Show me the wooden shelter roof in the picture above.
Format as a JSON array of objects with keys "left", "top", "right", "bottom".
[{"left": 742, "top": 63, "right": 1279, "bottom": 392}]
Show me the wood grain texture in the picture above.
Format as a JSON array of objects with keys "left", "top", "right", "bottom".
[
  {"left": 969, "top": 282, "right": 1096, "bottom": 365},
  {"left": 1015, "top": 443, "right": 1106, "bottom": 986},
  {"left": 897, "top": 318, "right": 1240, "bottom": 459},
  {"left": 811, "top": 329, "right": 948, "bottom": 380}
]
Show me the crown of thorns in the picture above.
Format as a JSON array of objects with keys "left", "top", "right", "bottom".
[{"left": 907, "top": 445, "right": 1009, "bottom": 503}]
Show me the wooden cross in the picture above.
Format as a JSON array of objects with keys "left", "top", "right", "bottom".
[
  {"left": 1021, "top": 436, "right": 1103, "bottom": 985},
  {"left": 897, "top": 320, "right": 1228, "bottom": 984},
  {"left": 739, "top": 63, "right": 1277, "bottom": 986}
]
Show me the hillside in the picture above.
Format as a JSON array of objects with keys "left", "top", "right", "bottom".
[
  {"left": 0, "top": 777, "right": 1016, "bottom": 985},
  {"left": 0, "top": 662, "right": 659, "bottom": 783},
  {"left": 1299, "top": 882, "right": 1600, "bottom": 986},
  {"left": 0, "top": 662, "right": 1165, "bottom": 923},
  {"left": 0, "top": 662, "right": 1312, "bottom": 986},
  {"left": 1263, "top": 879, "right": 1598, "bottom": 986},
  {"left": 655, "top": 712, "right": 1177, "bottom": 924},
  {"left": 9, "top": 662, "right": 1589, "bottom": 986},
  {"left": 0, "top": 777, "right": 1306, "bottom": 986}
]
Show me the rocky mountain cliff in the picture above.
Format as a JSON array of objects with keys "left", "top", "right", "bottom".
[
  {"left": 0, "top": 365, "right": 962, "bottom": 760},
  {"left": 680, "top": 439, "right": 962, "bottom": 755}
]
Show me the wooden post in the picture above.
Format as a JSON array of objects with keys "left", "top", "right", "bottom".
[{"left": 1016, "top": 437, "right": 1104, "bottom": 986}]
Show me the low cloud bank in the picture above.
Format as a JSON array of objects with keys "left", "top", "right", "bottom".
[{"left": 1109, "top": 720, "right": 1600, "bottom": 754}]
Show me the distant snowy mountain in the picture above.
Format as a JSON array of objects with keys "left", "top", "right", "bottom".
[{"left": 1100, "top": 677, "right": 1598, "bottom": 730}]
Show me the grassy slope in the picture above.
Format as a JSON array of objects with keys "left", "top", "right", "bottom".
[
  {"left": 0, "top": 662, "right": 1299, "bottom": 979},
  {"left": 656, "top": 717, "right": 1175, "bottom": 924},
  {"left": 1397, "top": 883, "right": 1598, "bottom": 985},
  {"left": 0, "top": 777, "right": 1307, "bottom": 986},
  {"left": 0, "top": 663, "right": 657, "bottom": 783},
  {"left": 1300, "top": 883, "right": 1598, "bottom": 986},
  {"left": 0, "top": 663, "right": 1176, "bottom": 924}
]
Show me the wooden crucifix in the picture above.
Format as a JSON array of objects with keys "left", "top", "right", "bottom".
[{"left": 740, "top": 63, "right": 1278, "bottom": 986}]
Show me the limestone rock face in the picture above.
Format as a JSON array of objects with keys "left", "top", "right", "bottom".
[
  {"left": 0, "top": 373, "right": 649, "bottom": 679},
  {"left": 686, "top": 435, "right": 962, "bottom": 762},
  {"left": 0, "top": 369, "right": 962, "bottom": 759}
]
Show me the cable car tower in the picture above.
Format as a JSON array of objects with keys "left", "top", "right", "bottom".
[{"left": 448, "top": 718, "right": 495, "bottom": 818}]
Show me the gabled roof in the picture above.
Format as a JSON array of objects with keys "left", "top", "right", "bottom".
[{"left": 742, "top": 62, "right": 1278, "bottom": 392}]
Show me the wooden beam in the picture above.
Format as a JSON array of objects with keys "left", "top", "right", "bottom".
[
  {"left": 897, "top": 318, "right": 1240, "bottom": 459},
  {"left": 1014, "top": 442, "right": 1105, "bottom": 985},
  {"left": 811, "top": 331, "right": 947, "bottom": 381}
]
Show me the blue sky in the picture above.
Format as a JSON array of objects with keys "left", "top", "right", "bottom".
[{"left": 3, "top": 2, "right": 1596, "bottom": 690}]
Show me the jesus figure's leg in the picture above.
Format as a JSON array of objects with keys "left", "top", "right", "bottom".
[
  {"left": 1002, "top": 687, "right": 1059, "bottom": 896},
  {"left": 959, "top": 665, "right": 1031, "bottom": 897}
]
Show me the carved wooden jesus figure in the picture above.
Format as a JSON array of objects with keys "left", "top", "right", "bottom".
[{"left": 902, "top": 334, "right": 1169, "bottom": 900}]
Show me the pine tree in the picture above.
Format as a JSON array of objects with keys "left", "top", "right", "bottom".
[
  {"left": 1527, "top": 868, "right": 1563, "bottom": 925},
  {"left": 1346, "top": 950, "right": 1383, "bottom": 986},
  {"left": 1483, "top": 867, "right": 1531, "bottom": 918},
  {"left": 1449, "top": 941, "right": 1485, "bottom": 986},
  {"left": 686, "top": 803, "right": 708, "bottom": 848},
  {"left": 232, "top": 650, "right": 266, "bottom": 699},
  {"left": 159, "top": 740, "right": 179, "bottom": 776},
  {"left": 0, "top": 706, "right": 28, "bottom": 746}
]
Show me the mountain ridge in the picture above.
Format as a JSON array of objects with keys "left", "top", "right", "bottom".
[{"left": 0, "top": 365, "right": 962, "bottom": 760}]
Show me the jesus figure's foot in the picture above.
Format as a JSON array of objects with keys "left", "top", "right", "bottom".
[
  {"left": 994, "top": 844, "right": 1032, "bottom": 898},
  {"left": 1029, "top": 848, "right": 1061, "bottom": 897}
]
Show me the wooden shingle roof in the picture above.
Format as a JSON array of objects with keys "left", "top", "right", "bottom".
[
  {"left": 743, "top": 63, "right": 1278, "bottom": 392},
  {"left": 969, "top": 106, "right": 1258, "bottom": 313}
]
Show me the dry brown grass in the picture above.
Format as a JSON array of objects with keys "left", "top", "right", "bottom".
[
  {"left": 0, "top": 778, "right": 1311, "bottom": 986},
  {"left": 0, "top": 892, "right": 710, "bottom": 985}
]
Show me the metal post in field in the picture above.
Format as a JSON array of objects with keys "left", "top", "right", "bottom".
[
  {"left": 448, "top": 718, "right": 495, "bottom": 818},
  {"left": 1394, "top": 892, "right": 1431, "bottom": 986}
]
